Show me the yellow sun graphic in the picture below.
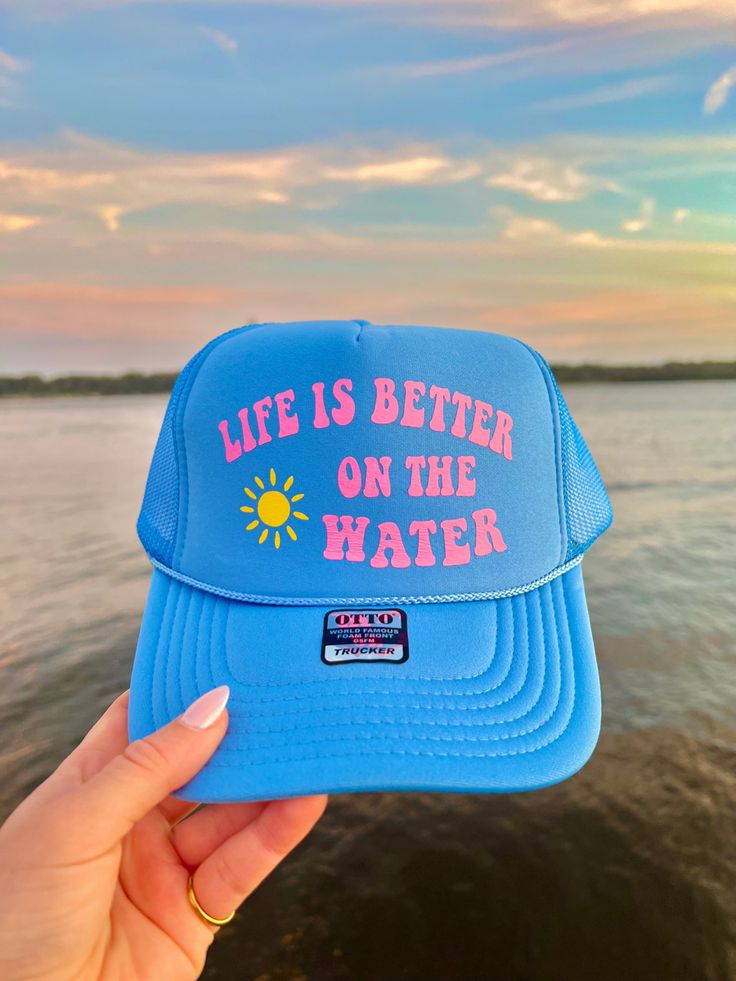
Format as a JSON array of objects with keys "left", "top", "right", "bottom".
[{"left": 240, "top": 467, "right": 308, "bottom": 549}]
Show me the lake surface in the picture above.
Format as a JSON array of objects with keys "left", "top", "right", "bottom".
[{"left": 1, "top": 383, "right": 735, "bottom": 981}]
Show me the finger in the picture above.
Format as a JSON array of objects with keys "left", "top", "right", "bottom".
[
  {"left": 55, "top": 690, "right": 131, "bottom": 785},
  {"left": 172, "top": 801, "right": 267, "bottom": 868},
  {"left": 29, "top": 691, "right": 131, "bottom": 812},
  {"left": 190, "top": 795, "right": 327, "bottom": 921},
  {"left": 73, "top": 685, "right": 230, "bottom": 847}
]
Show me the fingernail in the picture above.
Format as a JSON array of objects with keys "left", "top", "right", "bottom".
[{"left": 180, "top": 685, "right": 230, "bottom": 730}]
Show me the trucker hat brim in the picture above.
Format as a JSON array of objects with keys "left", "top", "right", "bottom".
[{"left": 128, "top": 562, "right": 600, "bottom": 802}]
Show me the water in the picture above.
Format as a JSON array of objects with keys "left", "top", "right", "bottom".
[{"left": 1, "top": 383, "right": 735, "bottom": 981}]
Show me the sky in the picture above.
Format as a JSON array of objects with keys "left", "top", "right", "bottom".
[{"left": 0, "top": 1, "right": 735, "bottom": 373}]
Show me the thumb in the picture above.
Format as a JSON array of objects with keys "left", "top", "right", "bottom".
[{"left": 77, "top": 685, "right": 230, "bottom": 842}]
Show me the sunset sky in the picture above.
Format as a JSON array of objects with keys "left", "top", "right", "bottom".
[{"left": 1, "top": 0, "right": 735, "bottom": 373}]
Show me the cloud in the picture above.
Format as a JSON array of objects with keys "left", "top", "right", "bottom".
[
  {"left": 522, "top": 133, "right": 736, "bottom": 193},
  {"left": 673, "top": 207, "right": 690, "bottom": 224},
  {"left": 500, "top": 213, "right": 561, "bottom": 241},
  {"left": 0, "top": 157, "right": 116, "bottom": 191},
  {"left": 621, "top": 197, "right": 655, "bottom": 233},
  {"left": 3, "top": 190, "right": 735, "bottom": 372},
  {"left": 413, "top": 0, "right": 736, "bottom": 29},
  {"left": 531, "top": 75, "right": 676, "bottom": 112},
  {"left": 198, "top": 26, "right": 237, "bottom": 55},
  {"left": 514, "top": 0, "right": 735, "bottom": 28},
  {"left": 495, "top": 205, "right": 736, "bottom": 258},
  {"left": 325, "top": 155, "right": 479, "bottom": 185},
  {"left": 3, "top": 128, "right": 733, "bottom": 252},
  {"left": 0, "top": 49, "right": 30, "bottom": 109},
  {"left": 0, "top": 131, "right": 482, "bottom": 235},
  {"left": 487, "top": 157, "right": 620, "bottom": 202},
  {"left": 703, "top": 64, "right": 736, "bottom": 115},
  {"left": 496, "top": 207, "right": 613, "bottom": 248},
  {"left": 96, "top": 204, "right": 124, "bottom": 231},
  {"left": 4, "top": 244, "right": 734, "bottom": 374},
  {"left": 255, "top": 190, "right": 290, "bottom": 204},
  {"left": 0, "top": 213, "right": 42, "bottom": 232},
  {"left": 480, "top": 289, "right": 722, "bottom": 333},
  {"left": 0, "top": 49, "right": 29, "bottom": 73},
  {"left": 1, "top": 0, "right": 735, "bottom": 28},
  {"left": 363, "top": 39, "right": 572, "bottom": 81}
]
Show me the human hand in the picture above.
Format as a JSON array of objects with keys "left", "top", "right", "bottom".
[{"left": 0, "top": 687, "right": 327, "bottom": 981}]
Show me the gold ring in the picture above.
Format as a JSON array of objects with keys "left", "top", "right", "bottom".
[{"left": 187, "top": 876, "right": 236, "bottom": 927}]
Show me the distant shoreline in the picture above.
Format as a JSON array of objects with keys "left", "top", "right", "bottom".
[{"left": 1, "top": 362, "right": 735, "bottom": 398}]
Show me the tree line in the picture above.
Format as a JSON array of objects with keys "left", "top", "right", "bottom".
[{"left": 1, "top": 361, "right": 735, "bottom": 398}]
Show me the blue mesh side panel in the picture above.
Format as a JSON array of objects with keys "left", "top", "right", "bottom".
[
  {"left": 548, "top": 367, "right": 613, "bottom": 562},
  {"left": 554, "top": 381, "right": 613, "bottom": 560},
  {"left": 136, "top": 352, "right": 202, "bottom": 566},
  {"left": 522, "top": 344, "right": 613, "bottom": 562},
  {"left": 137, "top": 323, "right": 258, "bottom": 565}
]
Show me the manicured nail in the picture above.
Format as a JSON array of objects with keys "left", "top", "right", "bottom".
[{"left": 180, "top": 685, "right": 230, "bottom": 730}]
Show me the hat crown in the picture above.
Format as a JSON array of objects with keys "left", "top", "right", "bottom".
[{"left": 137, "top": 321, "right": 611, "bottom": 604}]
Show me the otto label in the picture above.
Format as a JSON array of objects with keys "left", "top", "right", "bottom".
[{"left": 321, "top": 609, "right": 409, "bottom": 665}]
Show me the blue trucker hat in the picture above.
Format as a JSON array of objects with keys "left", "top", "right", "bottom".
[{"left": 129, "top": 320, "right": 612, "bottom": 802}]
